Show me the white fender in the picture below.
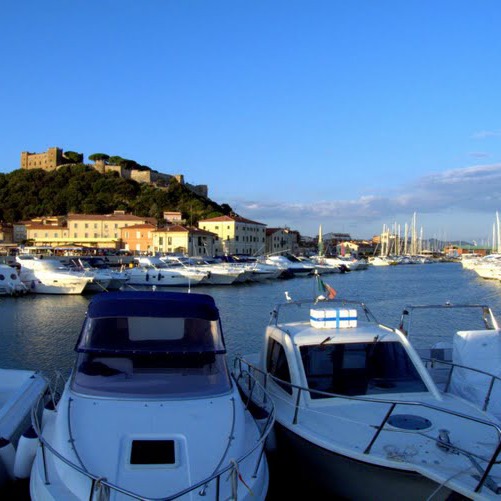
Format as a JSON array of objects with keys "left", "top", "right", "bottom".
[
  {"left": 13, "top": 426, "right": 38, "bottom": 479},
  {"left": 0, "top": 438, "right": 16, "bottom": 481},
  {"left": 42, "top": 400, "right": 57, "bottom": 429}
]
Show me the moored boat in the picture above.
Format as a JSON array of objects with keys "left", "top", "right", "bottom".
[
  {"left": 16, "top": 257, "right": 92, "bottom": 295},
  {"left": 234, "top": 293, "right": 501, "bottom": 500},
  {"left": 0, "top": 264, "right": 28, "bottom": 296},
  {"left": 30, "top": 291, "right": 273, "bottom": 500},
  {"left": 0, "top": 369, "right": 48, "bottom": 485},
  {"left": 125, "top": 256, "right": 208, "bottom": 287}
]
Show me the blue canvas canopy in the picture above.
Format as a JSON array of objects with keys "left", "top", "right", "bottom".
[{"left": 85, "top": 291, "right": 220, "bottom": 320}]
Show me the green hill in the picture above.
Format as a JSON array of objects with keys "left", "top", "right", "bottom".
[{"left": 0, "top": 165, "right": 232, "bottom": 224}]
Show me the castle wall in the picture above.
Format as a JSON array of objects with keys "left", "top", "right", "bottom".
[
  {"left": 21, "top": 147, "right": 63, "bottom": 171},
  {"left": 130, "top": 169, "right": 153, "bottom": 183},
  {"left": 20, "top": 148, "right": 209, "bottom": 198}
]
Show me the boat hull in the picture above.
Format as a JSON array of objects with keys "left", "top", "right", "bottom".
[{"left": 274, "top": 422, "right": 453, "bottom": 501}]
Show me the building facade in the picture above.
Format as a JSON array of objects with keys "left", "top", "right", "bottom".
[
  {"left": 265, "top": 228, "right": 299, "bottom": 255},
  {"left": 152, "top": 225, "right": 217, "bottom": 256},
  {"left": 67, "top": 212, "right": 156, "bottom": 248},
  {"left": 26, "top": 223, "right": 69, "bottom": 246},
  {"left": 121, "top": 223, "right": 156, "bottom": 253},
  {"left": 0, "top": 223, "right": 14, "bottom": 244},
  {"left": 21, "top": 147, "right": 65, "bottom": 171},
  {"left": 198, "top": 215, "right": 266, "bottom": 256}
]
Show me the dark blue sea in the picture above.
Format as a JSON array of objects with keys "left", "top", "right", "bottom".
[{"left": 2, "top": 262, "right": 500, "bottom": 374}]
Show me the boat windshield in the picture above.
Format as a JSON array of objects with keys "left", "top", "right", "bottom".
[
  {"left": 72, "top": 316, "right": 230, "bottom": 398},
  {"left": 300, "top": 341, "right": 427, "bottom": 399},
  {"left": 76, "top": 315, "right": 225, "bottom": 354}
]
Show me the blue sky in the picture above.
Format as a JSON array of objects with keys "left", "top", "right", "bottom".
[{"left": 2, "top": 1, "right": 501, "bottom": 242}]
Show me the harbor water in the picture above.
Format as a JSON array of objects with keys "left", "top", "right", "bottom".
[
  {"left": 2, "top": 262, "right": 501, "bottom": 375},
  {"left": 2, "top": 262, "right": 501, "bottom": 499}
]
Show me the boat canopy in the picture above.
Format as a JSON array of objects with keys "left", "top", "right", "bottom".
[{"left": 75, "top": 291, "right": 225, "bottom": 355}]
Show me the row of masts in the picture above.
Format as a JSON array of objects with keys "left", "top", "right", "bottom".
[{"left": 380, "top": 212, "right": 423, "bottom": 256}]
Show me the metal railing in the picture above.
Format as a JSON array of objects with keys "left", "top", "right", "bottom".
[
  {"left": 234, "top": 356, "right": 501, "bottom": 495},
  {"left": 31, "top": 370, "right": 275, "bottom": 501},
  {"left": 422, "top": 356, "right": 501, "bottom": 413}
]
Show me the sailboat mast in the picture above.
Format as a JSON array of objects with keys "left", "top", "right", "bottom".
[{"left": 497, "top": 212, "right": 500, "bottom": 253}]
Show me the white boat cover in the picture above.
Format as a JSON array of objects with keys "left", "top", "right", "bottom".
[{"left": 450, "top": 329, "right": 501, "bottom": 420}]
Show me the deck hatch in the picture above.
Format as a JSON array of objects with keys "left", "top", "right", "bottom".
[{"left": 130, "top": 440, "right": 175, "bottom": 465}]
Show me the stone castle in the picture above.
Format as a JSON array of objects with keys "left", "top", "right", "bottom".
[{"left": 20, "top": 147, "right": 208, "bottom": 198}]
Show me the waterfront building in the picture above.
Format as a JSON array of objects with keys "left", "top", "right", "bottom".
[
  {"left": 152, "top": 225, "right": 217, "bottom": 256},
  {"left": 337, "top": 240, "right": 374, "bottom": 258},
  {"left": 121, "top": 223, "right": 156, "bottom": 253},
  {"left": 26, "top": 223, "right": 69, "bottom": 247},
  {"left": 265, "top": 227, "right": 299, "bottom": 255},
  {"left": 0, "top": 223, "right": 14, "bottom": 244},
  {"left": 13, "top": 222, "right": 29, "bottom": 244},
  {"left": 198, "top": 215, "right": 266, "bottom": 256},
  {"left": 163, "top": 211, "right": 185, "bottom": 224},
  {"left": 67, "top": 211, "right": 156, "bottom": 249},
  {"left": 444, "top": 244, "right": 491, "bottom": 258}
]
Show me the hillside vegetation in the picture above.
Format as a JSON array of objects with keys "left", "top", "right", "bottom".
[{"left": 0, "top": 165, "right": 232, "bottom": 224}]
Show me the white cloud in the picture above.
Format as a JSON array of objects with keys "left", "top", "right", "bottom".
[
  {"left": 468, "top": 152, "right": 490, "bottom": 158},
  {"left": 227, "top": 163, "right": 501, "bottom": 238},
  {"left": 472, "top": 130, "right": 501, "bottom": 139}
]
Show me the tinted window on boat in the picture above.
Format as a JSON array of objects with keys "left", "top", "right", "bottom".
[
  {"left": 267, "top": 339, "right": 292, "bottom": 395},
  {"left": 72, "top": 351, "right": 232, "bottom": 398},
  {"left": 300, "top": 341, "right": 427, "bottom": 398}
]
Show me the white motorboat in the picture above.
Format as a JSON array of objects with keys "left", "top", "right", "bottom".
[
  {"left": 265, "top": 254, "right": 314, "bottom": 276},
  {"left": 125, "top": 256, "right": 208, "bottom": 287},
  {"left": 16, "top": 257, "right": 92, "bottom": 295},
  {"left": 68, "top": 258, "right": 128, "bottom": 292},
  {"left": 0, "top": 264, "right": 29, "bottom": 296},
  {"left": 78, "top": 256, "right": 127, "bottom": 292},
  {"left": 0, "top": 369, "right": 48, "bottom": 485},
  {"left": 234, "top": 293, "right": 501, "bottom": 500},
  {"left": 30, "top": 291, "right": 273, "bottom": 500},
  {"left": 308, "top": 256, "right": 343, "bottom": 274},
  {"left": 161, "top": 256, "right": 245, "bottom": 285}
]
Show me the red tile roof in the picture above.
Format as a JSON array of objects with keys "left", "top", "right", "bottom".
[{"left": 199, "top": 215, "right": 265, "bottom": 226}]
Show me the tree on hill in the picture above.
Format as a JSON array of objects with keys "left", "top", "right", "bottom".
[
  {"left": 0, "top": 166, "right": 232, "bottom": 224},
  {"left": 88, "top": 153, "right": 110, "bottom": 162},
  {"left": 63, "top": 151, "right": 84, "bottom": 164}
]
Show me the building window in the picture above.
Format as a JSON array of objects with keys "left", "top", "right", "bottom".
[
  {"left": 94, "top": 233, "right": 98, "bottom": 238},
  {"left": 159, "top": 237, "right": 164, "bottom": 245},
  {"left": 85, "top": 223, "right": 89, "bottom": 229},
  {"left": 74, "top": 223, "right": 78, "bottom": 228},
  {"left": 85, "top": 233, "right": 88, "bottom": 238},
  {"left": 74, "top": 233, "right": 77, "bottom": 238},
  {"left": 94, "top": 223, "right": 98, "bottom": 229},
  {"left": 136, "top": 231, "right": 141, "bottom": 239},
  {"left": 125, "top": 232, "right": 129, "bottom": 239},
  {"left": 54, "top": 233, "right": 58, "bottom": 238},
  {"left": 168, "top": 237, "right": 172, "bottom": 245}
]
